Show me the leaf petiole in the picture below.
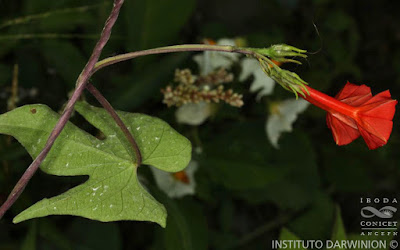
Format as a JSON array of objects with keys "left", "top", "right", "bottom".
[{"left": 86, "top": 83, "right": 142, "bottom": 166}]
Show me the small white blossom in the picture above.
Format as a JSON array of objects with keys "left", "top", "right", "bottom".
[
  {"left": 175, "top": 102, "right": 212, "bottom": 125},
  {"left": 266, "top": 99, "right": 309, "bottom": 148},
  {"left": 239, "top": 58, "right": 275, "bottom": 100},
  {"left": 150, "top": 161, "right": 198, "bottom": 198}
]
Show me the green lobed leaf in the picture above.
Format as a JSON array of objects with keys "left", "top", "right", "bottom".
[{"left": 0, "top": 102, "right": 191, "bottom": 226}]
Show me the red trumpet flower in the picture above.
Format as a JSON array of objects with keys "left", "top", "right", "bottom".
[{"left": 301, "top": 82, "right": 397, "bottom": 149}]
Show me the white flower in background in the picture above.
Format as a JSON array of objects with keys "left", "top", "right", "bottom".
[
  {"left": 176, "top": 101, "right": 213, "bottom": 125},
  {"left": 193, "top": 38, "right": 240, "bottom": 75},
  {"left": 239, "top": 57, "right": 275, "bottom": 100},
  {"left": 150, "top": 161, "right": 198, "bottom": 198},
  {"left": 266, "top": 99, "right": 309, "bottom": 148}
]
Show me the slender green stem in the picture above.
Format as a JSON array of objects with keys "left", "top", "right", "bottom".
[
  {"left": 94, "top": 44, "right": 257, "bottom": 73},
  {"left": 93, "top": 44, "right": 309, "bottom": 101}
]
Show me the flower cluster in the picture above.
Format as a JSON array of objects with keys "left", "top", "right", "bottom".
[{"left": 161, "top": 69, "right": 243, "bottom": 107}]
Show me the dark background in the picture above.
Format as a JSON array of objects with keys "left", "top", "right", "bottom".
[{"left": 0, "top": 0, "right": 399, "bottom": 249}]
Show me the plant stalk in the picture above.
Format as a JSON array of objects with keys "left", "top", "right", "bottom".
[
  {"left": 86, "top": 83, "right": 142, "bottom": 166},
  {"left": 93, "top": 44, "right": 256, "bottom": 72}
]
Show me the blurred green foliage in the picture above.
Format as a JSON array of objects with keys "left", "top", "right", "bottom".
[{"left": 0, "top": 0, "right": 399, "bottom": 249}]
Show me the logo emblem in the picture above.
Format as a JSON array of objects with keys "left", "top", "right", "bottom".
[{"left": 361, "top": 206, "right": 397, "bottom": 218}]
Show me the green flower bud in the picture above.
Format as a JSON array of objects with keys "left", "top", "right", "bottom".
[{"left": 251, "top": 44, "right": 307, "bottom": 64}]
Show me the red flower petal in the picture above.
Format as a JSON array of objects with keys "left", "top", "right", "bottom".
[
  {"left": 326, "top": 113, "right": 360, "bottom": 145},
  {"left": 337, "top": 85, "right": 397, "bottom": 149},
  {"left": 358, "top": 123, "right": 392, "bottom": 150},
  {"left": 359, "top": 91, "right": 397, "bottom": 120},
  {"left": 355, "top": 90, "right": 397, "bottom": 149},
  {"left": 335, "top": 82, "right": 372, "bottom": 106}
]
